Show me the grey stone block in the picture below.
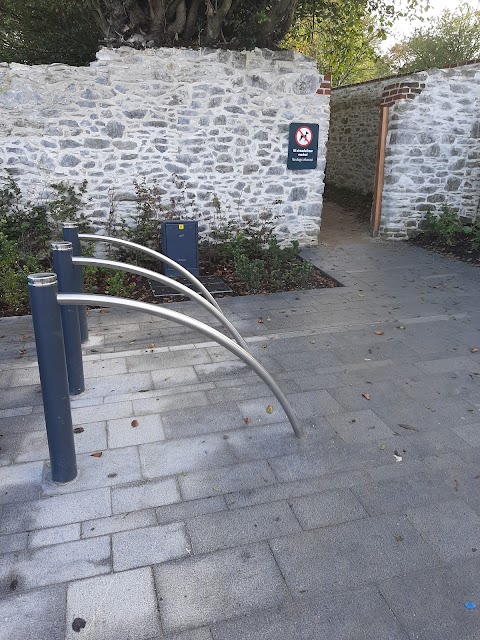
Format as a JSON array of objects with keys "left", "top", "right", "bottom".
[
  {"left": 286, "top": 390, "right": 345, "bottom": 418},
  {"left": 154, "top": 543, "right": 290, "bottom": 632},
  {"left": 226, "top": 422, "right": 301, "bottom": 463},
  {"left": 274, "top": 349, "right": 343, "bottom": 372},
  {"left": 140, "top": 433, "right": 236, "bottom": 479},
  {"left": 167, "top": 629, "right": 213, "bottom": 640},
  {"left": 1, "top": 488, "right": 111, "bottom": 534},
  {"left": 72, "top": 400, "right": 133, "bottom": 425},
  {"left": 379, "top": 558, "right": 480, "bottom": 640},
  {"left": 65, "top": 567, "right": 161, "bottom": 640},
  {"left": 270, "top": 514, "right": 441, "bottom": 598},
  {"left": 151, "top": 366, "right": 200, "bottom": 389},
  {"left": 42, "top": 447, "right": 142, "bottom": 496},
  {"left": 236, "top": 396, "right": 290, "bottom": 426},
  {"left": 0, "top": 584, "right": 67, "bottom": 640},
  {"left": 289, "top": 488, "right": 368, "bottom": 529},
  {"left": 0, "top": 537, "right": 110, "bottom": 591},
  {"left": 132, "top": 391, "right": 210, "bottom": 416},
  {"left": 127, "top": 350, "right": 212, "bottom": 372},
  {"left": 416, "top": 356, "right": 480, "bottom": 374},
  {"left": 29, "top": 523, "right": 80, "bottom": 549},
  {"left": 194, "top": 361, "right": 252, "bottom": 382},
  {"left": 83, "top": 357, "right": 128, "bottom": 378},
  {"left": 0, "top": 532, "right": 28, "bottom": 553},
  {"left": 112, "top": 523, "right": 189, "bottom": 571},
  {"left": 0, "top": 460, "right": 43, "bottom": 505},
  {"left": 162, "top": 402, "right": 245, "bottom": 439},
  {"left": 211, "top": 586, "right": 409, "bottom": 640},
  {"left": 107, "top": 413, "right": 165, "bottom": 448},
  {"left": 111, "top": 477, "right": 180, "bottom": 514},
  {"left": 188, "top": 501, "right": 301, "bottom": 553},
  {"left": 326, "top": 410, "right": 395, "bottom": 443},
  {"left": 16, "top": 422, "right": 108, "bottom": 463},
  {"left": 82, "top": 509, "right": 157, "bottom": 538},
  {"left": 406, "top": 499, "right": 480, "bottom": 561},
  {"left": 156, "top": 496, "right": 227, "bottom": 525},
  {"left": 179, "top": 460, "right": 277, "bottom": 501}
]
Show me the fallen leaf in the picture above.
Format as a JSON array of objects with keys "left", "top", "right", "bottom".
[
  {"left": 379, "top": 444, "right": 386, "bottom": 450},
  {"left": 454, "top": 479, "right": 459, "bottom": 492},
  {"left": 90, "top": 452, "right": 103, "bottom": 458},
  {"left": 374, "top": 330, "right": 384, "bottom": 336},
  {"left": 258, "top": 318, "right": 264, "bottom": 324},
  {"left": 90, "top": 349, "right": 98, "bottom": 353},
  {"left": 471, "top": 347, "right": 478, "bottom": 353},
  {"left": 266, "top": 317, "right": 271, "bottom": 322},
  {"left": 131, "top": 420, "right": 139, "bottom": 428},
  {"left": 398, "top": 423, "right": 418, "bottom": 432},
  {"left": 244, "top": 417, "right": 251, "bottom": 424},
  {"left": 266, "top": 404, "right": 273, "bottom": 414},
  {"left": 394, "top": 535, "right": 404, "bottom": 543},
  {"left": 73, "top": 427, "right": 84, "bottom": 434},
  {"left": 9, "top": 577, "right": 18, "bottom": 591},
  {"left": 394, "top": 454, "right": 403, "bottom": 462},
  {"left": 261, "top": 344, "right": 267, "bottom": 349},
  {"left": 362, "top": 393, "right": 371, "bottom": 401},
  {"left": 72, "top": 618, "right": 87, "bottom": 633},
  {"left": 149, "top": 343, "right": 155, "bottom": 349}
]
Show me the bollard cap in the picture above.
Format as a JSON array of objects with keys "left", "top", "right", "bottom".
[
  {"left": 51, "top": 241, "right": 73, "bottom": 252},
  {"left": 63, "top": 221, "right": 78, "bottom": 229},
  {"left": 28, "top": 273, "right": 57, "bottom": 287}
]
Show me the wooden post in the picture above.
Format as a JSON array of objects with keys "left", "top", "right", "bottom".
[{"left": 371, "top": 106, "right": 389, "bottom": 237}]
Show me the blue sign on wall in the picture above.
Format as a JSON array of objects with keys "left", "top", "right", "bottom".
[{"left": 287, "top": 123, "right": 319, "bottom": 170}]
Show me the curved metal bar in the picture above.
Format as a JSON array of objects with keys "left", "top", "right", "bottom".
[
  {"left": 72, "top": 257, "right": 248, "bottom": 351},
  {"left": 78, "top": 234, "right": 222, "bottom": 312},
  {"left": 57, "top": 294, "right": 304, "bottom": 439}
]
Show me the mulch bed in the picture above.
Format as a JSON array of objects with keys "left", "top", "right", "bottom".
[{"left": 409, "top": 233, "right": 480, "bottom": 266}]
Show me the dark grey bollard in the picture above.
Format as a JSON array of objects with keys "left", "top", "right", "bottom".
[
  {"left": 28, "top": 273, "right": 77, "bottom": 483},
  {"left": 63, "top": 222, "right": 89, "bottom": 343},
  {"left": 52, "top": 242, "right": 85, "bottom": 395}
]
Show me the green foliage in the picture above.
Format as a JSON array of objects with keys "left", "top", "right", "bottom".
[
  {"left": 422, "top": 205, "right": 463, "bottom": 245},
  {"left": 389, "top": 3, "right": 480, "bottom": 73},
  {"left": 0, "top": 0, "right": 100, "bottom": 66},
  {"left": 0, "top": 225, "right": 40, "bottom": 314},
  {"left": 105, "top": 271, "right": 136, "bottom": 298}
]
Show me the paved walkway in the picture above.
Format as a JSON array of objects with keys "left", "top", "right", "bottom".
[{"left": 0, "top": 240, "right": 479, "bottom": 640}]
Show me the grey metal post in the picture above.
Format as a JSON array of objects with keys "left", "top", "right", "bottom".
[
  {"left": 63, "top": 223, "right": 89, "bottom": 343},
  {"left": 28, "top": 274, "right": 77, "bottom": 483},
  {"left": 52, "top": 242, "right": 85, "bottom": 395}
]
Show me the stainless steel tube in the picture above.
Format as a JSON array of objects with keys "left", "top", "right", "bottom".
[
  {"left": 57, "top": 294, "right": 305, "bottom": 439},
  {"left": 72, "top": 257, "right": 248, "bottom": 351},
  {"left": 78, "top": 234, "right": 221, "bottom": 312}
]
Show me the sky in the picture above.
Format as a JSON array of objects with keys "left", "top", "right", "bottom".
[{"left": 384, "top": 0, "right": 479, "bottom": 48}]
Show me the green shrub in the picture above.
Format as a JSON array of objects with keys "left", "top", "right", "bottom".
[{"left": 422, "top": 205, "right": 463, "bottom": 245}]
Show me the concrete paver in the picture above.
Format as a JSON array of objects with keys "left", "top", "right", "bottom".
[{"left": 1, "top": 239, "right": 480, "bottom": 638}]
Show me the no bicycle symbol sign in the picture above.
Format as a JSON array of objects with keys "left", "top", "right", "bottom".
[{"left": 287, "top": 122, "right": 319, "bottom": 170}]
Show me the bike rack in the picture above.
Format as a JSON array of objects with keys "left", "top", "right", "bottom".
[
  {"left": 72, "top": 256, "right": 248, "bottom": 350},
  {"left": 78, "top": 233, "right": 222, "bottom": 312},
  {"left": 58, "top": 293, "right": 304, "bottom": 440}
]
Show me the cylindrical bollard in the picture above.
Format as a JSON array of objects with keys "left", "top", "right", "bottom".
[
  {"left": 52, "top": 242, "right": 85, "bottom": 395},
  {"left": 28, "top": 273, "right": 77, "bottom": 483},
  {"left": 63, "top": 222, "right": 89, "bottom": 343}
]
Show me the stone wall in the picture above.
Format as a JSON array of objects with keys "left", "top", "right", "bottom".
[
  {"left": 325, "top": 61, "right": 480, "bottom": 239},
  {"left": 0, "top": 47, "right": 331, "bottom": 246},
  {"left": 380, "top": 63, "right": 480, "bottom": 238},
  {"left": 326, "top": 79, "right": 384, "bottom": 195}
]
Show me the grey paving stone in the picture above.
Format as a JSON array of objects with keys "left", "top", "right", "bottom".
[
  {"left": 107, "top": 413, "right": 165, "bottom": 448},
  {"left": 112, "top": 522, "right": 189, "bottom": 571},
  {"left": 453, "top": 421, "right": 480, "bottom": 446},
  {"left": 166, "top": 629, "right": 213, "bottom": 640},
  {"left": 81, "top": 372, "right": 154, "bottom": 400},
  {"left": 28, "top": 523, "right": 80, "bottom": 549},
  {"left": 127, "top": 349, "right": 212, "bottom": 372},
  {"left": 206, "top": 383, "right": 281, "bottom": 404},
  {"left": 132, "top": 390, "right": 210, "bottom": 416},
  {"left": 379, "top": 559, "right": 480, "bottom": 640},
  {"left": 285, "top": 389, "right": 344, "bottom": 419},
  {"left": 162, "top": 403, "right": 245, "bottom": 439},
  {"left": 42, "top": 446, "right": 142, "bottom": 496},
  {"left": 187, "top": 501, "right": 301, "bottom": 553},
  {"left": 270, "top": 514, "right": 441, "bottom": 599},
  {"left": 328, "top": 382, "right": 412, "bottom": 412},
  {"left": 269, "top": 449, "right": 369, "bottom": 483},
  {"left": 140, "top": 433, "right": 236, "bottom": 479},
  {"left": 416, "top": 355, "right": 480, "bottom": 374},
  {"left": 65, "top": 567, "right": 161, "bottom": 640},
  {"left": 82, "top": 509, "right": 157, "bottom": 538},
  {"left": 211, "top": 586, "right": 409, "bottom": 640},
  {"left": 0, "top": 537, "right": 111, "bottom": 592},
  {"left": 194, "top": 361, "right": 252, "bottom": 382},
  {"left": 274, "top": 348, "right": 343, "bottom": 372},
  {"left": 156, "top": 496, "right": 227, "bottom": 525},
  {"left": 0, "top": 385, "right": 43, "bottom": 410},
  {"left": 0, "top": 584, "right": 67, "bottom": 640},
  {"left": 0, "top": 413, "right": 46, "bottom": 435},
  {"left": 285, "top": 371, "right": 343, "bottom": 392},
  {"left": 225, "top": 422, "right": 301, "bottom": 463},
  {"left": 236, "top": 396, "right": 291, "bottom": 426},
  {"left": 0, "top": 532, "right": 28, "bottom": 553},
  {"left": 326, "top": 410, "right": 395, "bottom": 443},
  {"left": 0, "top": 488, "right": 111, "bottom": 534},
  {"left": 406, "top": 499, "right": 480, "bottom": 561},
  {"left": 225, "top": 470, "right": 368, "bottom": 509},
  {"left": 83, "top": 357, "right": 128, "bottom": 377},
  {"left": 0, "top": 460, "right": 43, "bottom": 505},
  {"left": 154, "top": 543, "right": 290, "bottom": 632},
  {"left": 72, "top": 400, "right": 133, "bottom": 425},
  {"left": 112, "top": 478, "right": 180, "bottom": 514},
  {"left": 151, "top": 365, "right": 200, "bottom": 389},
  {"left": 179, "top": 460, "right": 277, "bottom": 501},
  {"left": 352, "top": 475, "right": 458, "bottom": 516},
  {"left": 15, "top": 422, "right": 108, "bottom": 463},
  {"left": 288, "top": 488, "right": 368, "bottom": 529}
]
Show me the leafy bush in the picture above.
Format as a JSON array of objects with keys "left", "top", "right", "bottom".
[{"left": 421, "top": 205, "right": 480, "bottom": 252}]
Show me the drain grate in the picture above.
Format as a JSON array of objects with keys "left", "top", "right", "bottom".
[{"left": 150, "top": 275, "right": 233, "bottom": 299}]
